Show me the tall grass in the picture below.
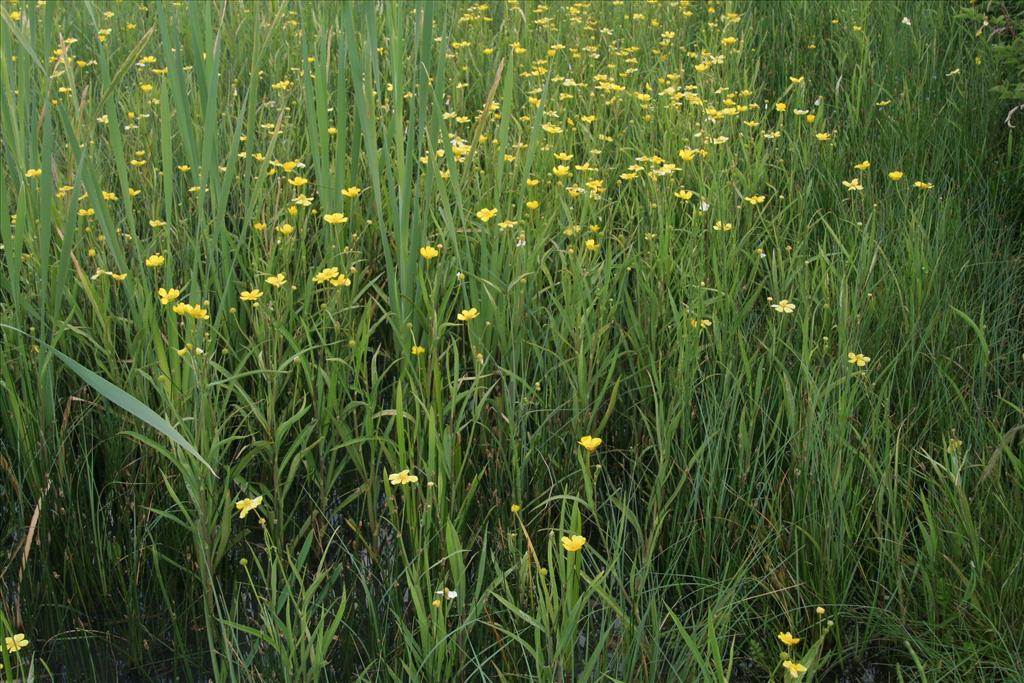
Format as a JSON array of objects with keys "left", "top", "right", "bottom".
[{"left": 2, "top": 0, "right": 1022, "bottom": 680}]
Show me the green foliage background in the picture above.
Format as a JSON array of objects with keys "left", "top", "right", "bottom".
[{"left": 2, "top": 1, "right": 1022, "bottom": 680}]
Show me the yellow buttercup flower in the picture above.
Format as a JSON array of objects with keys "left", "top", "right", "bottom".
[
  {"left": 419, "top": 245, "right": 439, "bottom": 260},
  {"left": 887, "top": 170, "right": 904, "bottom": 181},
  {"left": 235, "top": 495, "right": 263, "bottom": 519},
  {"left": 313, "top": 267, "right": 341, "bottom": 284},
  {"left": 341, "top": 186, "right": 362, "bottom": 198},
  {"left": 265, "top": 273, "right": 287, "bottom": 288},
  {"left": 782, "top": 660, "right": 808, "bottom": 678},
  {"left": 157, "top": 287, "right": 180, "bottom": 305},
  {"left": 411, "top": 345, "right": 425, "bottom": 356},
  {"left": 5, "top": 633, "right": 29, "bottom": 653},
  {"left": 457, "top": 307, "right": 479, "bottom": 322},
  {"left": 854, "top": 160, "right": 870, "bottom": 171},
  {"left": 847, "top": 352, "right": 871, "bottom": 367},
  {"left": 145, "top": 253, "right": 165, "bottom": 268},
  {"left": 388, "top": 469, "right": 419, "bottom": 486},
  {"left": 323, "top": 212, "right": 348, "bottom": 225},
  {"left": 578, "top": 435, "right": 602, "bottom": 452},
  {"left": 239, "top": 289, "right": 263, "bottom": 303},
  {"left": 561, "top": 535, "right": 587, "bottom": 552},
  {"left": 771, "top": 299, "right": 796, "bottom": 314},
  {"left": 25, "top": 168, "right": 42, "bottom": 178},
  {"left": 777, "top": 631, "right": 801, "bottom": 646},
  {"left": 476, "top": 207, "right": 498, "bottom": 222}
]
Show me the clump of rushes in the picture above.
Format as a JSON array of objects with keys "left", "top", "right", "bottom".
[{"left": 0, "top": 1, "right": 1021, "bottom": 681}]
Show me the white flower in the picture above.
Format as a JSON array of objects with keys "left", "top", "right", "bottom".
[
  {"left": 435, "top": 588, "right": 458, "bottom": 600},
  {"left": 901, "top": 16, "right": 912, "bottom": 26}
]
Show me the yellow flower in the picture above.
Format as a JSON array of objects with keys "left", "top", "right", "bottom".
[
  {"left": 190, "top": 304, "right": 209, "bottom": 319},
  {"left": 253, "top": 222, "right": 267, "bottom": 231},
  {"left": 887, "top": 170, "right": 904, "bottom": 181},
  {"left": 584, "top": 239, "right": 599, "bottom": 252},
  {"left": 678, "top": 148, "right": 699, "bottom": 161},
  {"left": 25, "top": 168, "right": 42, "bottom": 178},
  {"left": 777, "top": 631, "right": 801, "bottom": 646},
  {"left": 323, "top": 212, "right": 348, "bottom": 225},
  {"left": 276, "top": 223, "right": 295, "bottom": 236},
  {"left": 330, "top": 275, "right": 352, "bottom": 287},
  {"left": 240, "top": 289, "right": 263, "bottom": 303},
  {"left": 510, "top": 503, "right": 521, "bottom": 513},
  {"left": 552, "top": 164, "right": 571, "bottom": 177},
  {"left": 913, "top": 180, "right": 933, "bottom": 190},
  {"left": 101, "top": 191, "right": 118, "bottom": 201},
  {"left": 457, "top": 307, "right": 480, "bottom": 322},
  {"left": 578, "top": 435, "right": 602, "bottom": 452},
  {"left": 235, "top": 495, "right": 263, "bottom": 519},
  {"left": 744, "top": 194, "right": 766, "bottom": 205},
  {"left": 771, "top": 299, "right": 796, "bottom": 314},
  {"left": 287, "top": 176, "right": 308, "bottom": 188},
  {"left": 313, "top": 267, "right": 341, "bottom": 284},
  {"left": 847, "top": 352, "right": 871, "bottom": 367},
  {"left": 476, "top": 207, "right": 498, "bottom": 222},
  {"left": 157, "top": 287, "right": 180, "bottom": 305},
  {"left": 341, "top": 186, "right": 362, "bottom": 198},
  {"left": 149, "top": 219, "right": 166, "bottom": 228},
  {"left": 431, "top": 598, "right": 442, "bottom": 608},
  {"left": 775, "top": 102, "right": 787, "bottom": 112},
  {"left": 177, "top": 164, "right": 191, "bottom": 172},
  {"left": 5, "top": 633, "right": 29, "bottom": 653},
  {"left": 526, "top": 200, "right": 540, "bottom": 210},
  {"left": 713, "top": 221, "right": 733, "bottom": 232},
  {"left": 435, "top": 587, "right": 458, "bottom": 600},
  {"left": 145, "top": 253, "right": 165, "bottom": 268},
  {"left": 853, "top": 160, "right": 871, "bottom": 171},
  {"left": 78, "top": 208, "right": 95, "bottom": 217},
  {"left": 420, "top": 245, "right": 439, "bottom": 260},
  {"left": 411, "top": 345, "right": 425, "bottom": 356},
  {"left": 561, "top": 535, "right": 587, "bottom": 552},
  {"left": 265, "top": 273, "right": 287, "bottom": 288},
  {"left": 815, "top": 132, "right": 831, "bottom": 141},
  {"left": 782, "top": 660, "right": 808, "bottom": 678},
  {"left": 674, "top": 188, "right": 694, "bottom": 201},
  {"left": 388, "top": 469, "right": 419, "bottom": 486}
]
